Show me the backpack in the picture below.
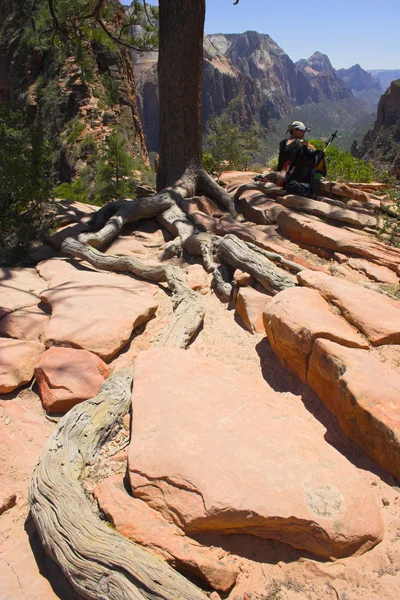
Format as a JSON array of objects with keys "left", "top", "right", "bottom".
[{"left": 284, "top": 144, "right": 326, "bottom": 198}]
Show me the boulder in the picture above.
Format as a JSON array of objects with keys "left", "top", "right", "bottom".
[
  {"left": 34, "top": 347, "right": 110, "bottom": 413},
  {"left": 263, "top": 287, "right": 368, "bottom": 382},
  {"left": 308, "top": 339, "right": 400, "bottom": 481},
  {"left": 95, "top": 475, "right": 238, "bottom": 592},
  {"left": 0, "top": 304, "right": 49, "bottom": 341},
  {"left": 0, "top": 268, "right": 46, "bottom": 319},
  {"left": 277, "top": 211, "right": 400, "bottom": 272},
  {"left": 278, "top": 194, "right": 377, "bottom": 229},
  {"left": 38, "top": 260, "right": 158, "bottom": 360},
  {"left": 128, "top": 347, "right": 382, "bottom": 560},
  {"left": 0, "top": 339, "right": 45, "bottom": 393},
  {"left": 235, "top": 287, "right": 271, "bottom": 334},
  {"left": 298, "top": 270, "right": 400, "bottom": 346}
]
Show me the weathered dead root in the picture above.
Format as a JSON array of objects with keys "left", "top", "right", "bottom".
[
  {"left": 29, "top": 367, "right": 208, "bottom": 600},
  {"left": 82, "top": 172, "right": 236, "bottom": 251},
  {"left": 31, "top": 183, "right": 299, "bottom": 600}
]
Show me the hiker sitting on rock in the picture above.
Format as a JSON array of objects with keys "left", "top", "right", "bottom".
[{"left": 256, "top": 121, "right": 326, "bottom": 197}]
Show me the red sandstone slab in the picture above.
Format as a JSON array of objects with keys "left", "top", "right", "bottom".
[
  {"left": 0, "top": 339, "right": 45, "bottom": 393},
  {"left": 0, "top": 268, "right": 46, "bottom": 318},
  {"left": 238, "top": 189, "right": 288, "bottom": 225},
  {"left": 95, "top": 475, "right": 238, "bottom": 592},
  {"left": 278, "top": 211, "right": 400, "bottom": 272},
  {"left": 298, "top": 270, "right": 400, "bottom": 346},
  {"left": 263, "top": 287, "right": 368, "bottom": 382},
  {"left": 236, "top": 287, "right": 271, "bottom": 334},
  {"left": 308, "top": 339, "right": 400, "bottom": 481},
  {"left": 278, "top": 195, "right": 377, "bottom": 229},
  {"left": 34, "top": 347, "right": 110, "bottom": 413},
  {"left": 38, "top": 260, "right": 158, "bottom": 361},
  {"left": 128, "top": 347, "right": 382, "bottom": 560},
  {"left": 0, "top": 304, "right": 49, "bottom": 341}
]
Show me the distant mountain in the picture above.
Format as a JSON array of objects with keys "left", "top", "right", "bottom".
[
  {"left": 337, "top": 64, "right": 381, "bottom": 107},
  {"left": 296, "top": 52, "right": 352, "bottom": 101},
  {"left": 368, "top": 70, "right": 400, "bottom": 91},
  {"left": 337, "top": 64, "right": 381, "bottom": 93},
  {"left": 133, "top": 32, "right": 373, "bottom": 153}
]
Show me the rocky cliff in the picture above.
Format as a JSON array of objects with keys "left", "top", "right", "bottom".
[
  {"left": 0, "top": 0, "right": 148, "bottom": 181},
  {"left": 359, "top": 79, "right": 400, "bottom": 175},
  {"left": 368, "top": 69, "right": 400, "bottom": 92},
  {"left": 296, "top": 52, "right": 353, "bottom": 102},
  {"left": 337, "top": 64, "right": 382, "bottom": 107},
  {"left": 133, "top": 33, "right": 372, "bottom": 153},
  {"left": 337, "top": 64, "right": 381, "bottom": 93}
]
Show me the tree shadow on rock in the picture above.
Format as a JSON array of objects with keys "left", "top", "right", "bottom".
[
  {"left": 191, "top": 530, "right": 319, "bottom": 566},
  {"left": 25, "top": 514, "right": 83, "bottom": 600},
  {"left": 255, "top": 339, "right": 396, "bottom": 486}
]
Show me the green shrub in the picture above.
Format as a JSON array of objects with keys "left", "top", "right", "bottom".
[
  {"left": 309, "top": 139, "right": 375, "bottom": 182},
  {"left": 67, "top": 120, "right": 86, "bottom": 144},
  {"left": 0, "top": 104, "right": 55, "bottom": 263},
  {"left": 78, "top": 135, "right": 97, "bottom": 159}
]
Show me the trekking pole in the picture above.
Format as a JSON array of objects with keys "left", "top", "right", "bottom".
[
  {"left": 324, "top": 130, "right": 338, "bottom": 151},
  {"left": 323, "top": 131, "right": 338, "bottom": 197}
]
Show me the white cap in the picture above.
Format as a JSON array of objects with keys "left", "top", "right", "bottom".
[{"left": 288, "top": 121, "right": 311, "bottom": 132}]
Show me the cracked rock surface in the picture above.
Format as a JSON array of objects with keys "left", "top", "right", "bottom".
[{"left": 128, "top": 346, "right": 383, "bottom": 560}]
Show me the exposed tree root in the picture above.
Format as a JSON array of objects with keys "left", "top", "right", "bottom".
[
  {"left": 29, "top": 368, "right": 207, "bottom": 600},
  {"left": 32, "top": 182, "right": 298, "bottom": 599},
  {"left": 61, "top": 237, "right": 205, "bottom": 349},
  {"left": 218, "top": 234, "right": 296, "bottom": 295},
  {"left": 81, "top": 173, "right": 235, "bottom": 251}
]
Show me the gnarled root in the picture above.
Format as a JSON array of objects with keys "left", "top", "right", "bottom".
[
  {"left": 29, "top": 368, "right": 207, "bottom": 600},
  {"left": 218, "top": 234, "right": 296, "bottom": 295}
]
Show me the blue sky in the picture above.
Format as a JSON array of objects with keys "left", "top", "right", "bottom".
[{"left": 122, "top": 1, "right": 400, "bottom": 70}]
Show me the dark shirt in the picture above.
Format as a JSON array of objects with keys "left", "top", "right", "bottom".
[{"left": 277, "top": 138, "right": 301, "bottom": 171}]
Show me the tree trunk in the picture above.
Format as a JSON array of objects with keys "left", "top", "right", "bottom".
[{"left": 157, "top": 0, "right": 205, "bottom": 191}]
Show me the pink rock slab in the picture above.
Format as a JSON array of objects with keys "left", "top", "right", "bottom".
[
  {"left": 95, "top": 475, "right": 238, "bottom": 592},
  {"left": 308, "top": 339, "right": 400, "bottom": 481},
  {"left": 128, "top": 347, "right": 382, "bottom": 560},
  {"left": 0, "top": 338, "right": 45, "bottom": 393},
  {"left": 347, "top": 258, "right": 399, "bottom": 285},
  {"left": 0, "top": 304, "right": 49, "bottom": 341},
  {"left": 0, "top": 268, "right": 46, "bottom": 318},
  {"left": 298, "top": 269, "right": 400, "bottom": 346},
  {"left": 38, "top": 260, "right": 158, "bottom": 360},
  {"left": 278, "top": 211, "right": 400, "bottom": 273},
  {"left": 264, "top": 287, "right": 368, "bottom": 382},
  {"left": 236, "top": 287, "right": 271, "bottom": 334},
  {"left": 34, "top": 347, "right": 110, "bottom": 413}
]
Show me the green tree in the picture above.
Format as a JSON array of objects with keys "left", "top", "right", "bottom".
[
  {"left": 0, "top": 104, "right": 55, "bottom": 262},
  {"left": 205, "top": 99, "right": 262, "bottom": 176},
  {"left": 93, "top": 132, "right": 137, "bottom": 201}
]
